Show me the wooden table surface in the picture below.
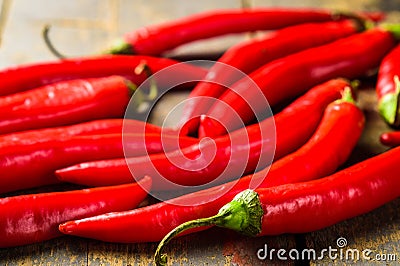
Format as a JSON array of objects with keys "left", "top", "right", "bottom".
[{"left": 0, "top": 0, "right": 399, "bottom": 265}]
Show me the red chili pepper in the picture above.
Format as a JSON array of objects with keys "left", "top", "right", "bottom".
[
  {"left": 376, "top": 42, "right": 400, "bottom": 127},
  {"left": 0, "top": 55, "right": 206, "bottom": 96},
  {"left": 58, "top": 88, "right": 364, "bottom": 244},
  {"left": 256, "top": 153, "right": 399, "bottom": 235},
  {"left": 0, "top": 75, "right": 135, "bottom": 134},
  {"left": 0, "top": 175, "right": 151, "bottom": 248},
  {"left": 155, "top": 150, "right": 400, "bottom": 265},
  {"left": 380, "top": 130, "right": 400, "bottom": 146},
  {"left": 0, "top": 118, "right": 168, "bottom": 149},
  {"left": 199, "top": 27, "right": 399, "bottom": 138},
  {"left": 0, "top": 133, "right": 196, "bottom": 194},
  {"left": 202, "top": 143, "right": 400, "bottom": 237},
  {"left": 178, "top": 19, "right": 365, "bottom": 135},
  {"left": 55, "top": 79, "right": 351, "bottom": 189},
  {"left": 107, "top": 8, "right": 377, "bottom": 56}
]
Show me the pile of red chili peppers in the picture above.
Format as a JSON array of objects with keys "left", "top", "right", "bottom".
[{"left": 0, "top": 6, "right": 399, "bottom": 265}]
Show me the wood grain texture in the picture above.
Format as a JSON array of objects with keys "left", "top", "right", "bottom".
[{"left": 307, "top": 198, "right": 400, "bottom": 265}]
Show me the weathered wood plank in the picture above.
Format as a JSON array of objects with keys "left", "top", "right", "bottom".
[
  {"left": 307, "top": 198, "right": 400, "bottom": 265},
  {"left": 0, "top": 236, "right": 88, "bottom": 266},
  {"left": 84, "top": 228, "right": 297, "bottom": 265}
]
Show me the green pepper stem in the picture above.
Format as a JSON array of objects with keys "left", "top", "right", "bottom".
[
  {"left": 153, "top": 214, "right": 226, "bottom": 266},
  {"left": 128, "top": 62, "right": 160, "bottom": 113},
  {"left": 124, "top": 80, "right": 137, "bottom": 96},
  {"left": 153, "top": 189, "right": 263, "bottom": 266},
  {"left": 134, "top": 63, "right": 159, "bottom": 101},
  {"left": 42, "top": 24, "right": 67, "bottom": 59},
  {"left": 339, "top": 86, "right": 356, "bottom": 104},
  {"left": 106, "top": 39, "right": 134, "bottom": 55},
  {"left": 380, "top": 23, "right": 400, "bottom": 41},
  {"left": 332, "top": 85, "right": 356, "bottom": 107}
]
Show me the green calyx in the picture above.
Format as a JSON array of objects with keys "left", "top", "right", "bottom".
[
  {"left": 216, "top": 189, "right": 264, "bottom": 236},
  {"left": 335, "top": 86, "right": 356, "bottom": 105},
  {"left": 380, "top": 23, "right": 400, "bottom": 41},
  {"left": 106, "top": 39, "right": 135, "bottom": 55},
  {"left": 153, "top": 189, "right": 263, "bottom": 266},
  {"left": 378, "top": 76, "right": 400, "bottom": 126}
]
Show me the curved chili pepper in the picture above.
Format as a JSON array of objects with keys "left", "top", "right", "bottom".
[
  {"left": 0, "top": 133, "right": 196, "bottom": 194},
  {"left": 107, "top": 7, "right": 378, "bottom": 56},
  {"left": 58, "top": 88, "right": 364, "bottom": 244},
  {"left": 0, "top": 175, "right": 151, "bottom": 248},
  {"left": 155, "top": 144, "right": 400, "bottom": 242},
  {"left": 178, "top": 19, "right": 365, "bottom": 135},
  {"left": 0, "top": 75, "right": 135, "bottom": 134},
  {"left": 0, "top": 55, "right": 206, "bottom": 96},
  {"left": 155, "top": 152, "right": 400, "bottom": 265},
  {"left": 379, "top": 130, "right": 400, "bottom": 146},
  {"left": 376, "top": 42, "right": 400, "bottom": 127},
  {"left": 56, "top": 79, "right": 351, "bottom": 189},
  {"left": 258, "top": 152, "right": 399, "bottom": 235},
  {"left": 0, "top": 118, "right": 167, "bottom": 149},
  {"left": 154, "top": 138, "right": 400, "bottom": 264},
  {"left": 199, "top": 27, "right": 399, "bottom": 138}
]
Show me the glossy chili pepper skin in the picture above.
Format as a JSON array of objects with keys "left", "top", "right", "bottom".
[
  {"left": 154, "top": 140, "right": 399, "bottom": 265},
  {"left": 0, "top": 176, "right": 151, "bottom": 248},
  {"left": 258, "top": 146, "right": 400, "bottom": 235},
  {"left": 199, "top": 27, "right": 398, "bottom": 138},
  {"left": 58, "top": 90, "right": 364, "bottom": 243},
  {"left": 0, "top": 75, "right": 135, "bottom": 134},
  {"left": 0, "top": 118, "right": 167, "bottom": 149},
  {"left": 108, "top": 8, "right": 376, "bottom": 56},
  {"left": 0, "top": 133, "right": 196, "bottom": 194},
  {"left": 380, "top": 130, "right": 400, "bottom": 146},
  {"left": 56, "top": 79, "right": 350, "bottom": 189},
  {"left": 376, "top": 43, "right": 400, "bottom": 127},
  {"left": 0, "top": 55, "right": 206, "bottom": 96},
  {"left": 178, "top": 19, "right": 364, "bottom": 135}
]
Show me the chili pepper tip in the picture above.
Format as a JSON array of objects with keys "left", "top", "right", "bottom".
[
  {"left": 198, "top": 115, "right": 226, "bottom": 138},
  {"left": 154, "top": 189, "right": 263, "bottom": 266},
  {"left": 58, "top": 221, "right": 77, "bottom": 234},
  {"left": 379, "top": 132, "right": 393, "bottom": 146}
]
